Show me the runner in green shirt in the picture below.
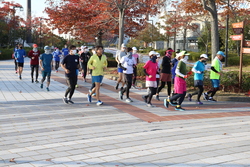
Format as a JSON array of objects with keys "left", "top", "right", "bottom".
[{"left": 203, "top": 51, "right": 226, "bottom": 102}]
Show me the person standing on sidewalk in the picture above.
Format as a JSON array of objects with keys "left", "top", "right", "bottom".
[
  {"left": 115, "top": 43, "right": 126, "bottom": 90},
  {"left": 164, "top": 51, "right": 190, "bottom": 111},
  {"left": 28, "top": 44, "right": 40, "bottom": 83},
  {"left": 87, "top": 46, "right": 107, "bottom": 106},
  {"left": 53, "top": 48, "right": 62, "bottom": 72},
  {"left": 40, "top": 46, "right": 53, "bottom": 91},
  {"left": 186, "top": 54, "right": 208, "bottom": 105},
  {"left": 203, "top": 51, "right": 226, "bottom": 102},
  {"left": 61, "top": 45, "right": 80, "bottom": 104},
  {"left": 80, "top": 47, "right": 91, "bottom": 82},
  {"left": 142, "top": 51, "right": 158, "bottom": 107},
  {"left": 14, "top": 44, "right": 26, "bottom": 80},
  {"left": 155, "top": 49, "right": 172, "bottom": 101},
  {"left": 132, "top": 47, "right": 139, "bottom": 88},
  {"left": 119, "top": 47, "right": 137, "bottom": 102}
]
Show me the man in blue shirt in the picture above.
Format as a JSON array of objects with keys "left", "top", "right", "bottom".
[
  {"left": 187, "top": 54, "right": 208, "bottom": 104},
  {"left": 14, "top": 44, "right": 26, "bottom": 79},
  {"left": 40, "top": 46, "right": 53, "bottom": 91},
  {"left": 53, "top": 48, "right": 62, "bottom": 72},
  {"left": 62, "top": 45, "right": 69, "bottom": 59}
]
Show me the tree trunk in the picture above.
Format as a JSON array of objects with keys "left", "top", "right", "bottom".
[
  {"left": 183, "top": 28, "right": 187, "bottom": 50},
  {"left": 208, "top": 1, "right": 219, "bottom": 60},
  {"left": 118, "top": 9, "right": 125, "bottom": 50},
  {"left": 95, "top": 30, "right": 103, "bottom": 46}
]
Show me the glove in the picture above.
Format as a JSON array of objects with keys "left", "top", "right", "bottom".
[{"left": 184, "top": 75, "right": 188, "bottom": 78}]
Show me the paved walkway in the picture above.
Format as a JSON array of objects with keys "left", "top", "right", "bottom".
[{"left": 0, "top": 58, "right": 250, "bottom": 167}]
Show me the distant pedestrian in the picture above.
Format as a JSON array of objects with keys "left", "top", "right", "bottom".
[
  {"left": 28, "top": 44, "right": 40, "bottom": 83},
  {"left": 119, "top": 47, "right": 137, "bottom": 102},
  {"left": 80, "top": 47, "right": 91, "bottom": 82},
  {"left": 40, "top": 46, "right": 53, "bottom": 91},
  {"left": 87, "top": 46, "right": 107, "bottom": 106},
  {"left": 53, "top": 48, "right": 62, "bottom": 72},
  {"left": 142, "top": 51, "right": 158, "bottom": 107},
  {"left": 203, "top": 51, "right": 226, "bottom": 102},
  {"left": 61, "top": 45, "right": 80, "bottom": 104},
  {"left": 187, "top": 54, "right": 208, "bottom": 104},
  {"left": 132, "top": 47, "right": 140, "bottom": 88},
  {"left": 14, "top": 44, "right": 26, "bottom": 80},
  {"left": 12, "top": 45, "right": 18, "bottom": 74},
  {"left": 115, "top": 43, "right": 126, "bottom": 90},
  {"left": 62, "top": 45, "right": 69, "bottom": 59},
  {"left": 164, "top": 51, "right": 190, "bottom": 111}
]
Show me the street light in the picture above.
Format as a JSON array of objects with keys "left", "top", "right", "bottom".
[
  {"left": 13, "top": 6, "right": 23, "bottom": 47},
  {"left": 168, "top": 11, "right": 177, "bottom": 51}
]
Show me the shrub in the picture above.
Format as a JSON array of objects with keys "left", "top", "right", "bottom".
[
  {"left": 0, "top": 48, "right": 14, "bottom": 60},
  {"left": 107, "top": 57, "right": 117, "bottom": 67}
]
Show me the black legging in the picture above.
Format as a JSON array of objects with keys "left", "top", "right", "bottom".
[
  {"left": 31, "top": 65, "right": 39, "bottom": 80},
  {"left": 207, "top": 87, "right": 219, "bottom": 97},
  {"left": 132, "top": 66, "right": 137, "bottom": 85},
  {"left": 122, "top": 74, "right": 133, "bottom": 98},
  {"left": 81, "top": 63, "right": 88, "bottom": 79},
  {"left": 156, "top": 81, "right": 171, "bottom": 96},
  {"left": 170, "top": 91, "right": 186, "bottom": 105},
  {"left": 65, "top": 76, "right": 77, "bottom": 99},
  {"left": 55, "top": 61, "right": 60, "bottom": 70},
  {"left": 145, "top": 87, "right": 157, "bottom": 104},
  {"left": 191, "top": 85, "right": 204, "bottom": 101}
]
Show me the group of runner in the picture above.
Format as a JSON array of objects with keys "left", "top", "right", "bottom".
[
  {"left": 114, "top": 44, "right": 226, "bottom": 111},
  {"left": 12, "top": 43, "right": 226, "bottom": 109}
]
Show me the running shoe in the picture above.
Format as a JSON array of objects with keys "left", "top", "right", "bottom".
[
  {"left": 87, "top": 94, "right": 92, "bottom": 103},
  {"left": 208, "top": 97, "right": 217, "bottom": 102},
  {"left": 40, "top": 84, "right": 43, "bottom": 89},
  {"left": 35, "top": 80, "right": 39, "bottom": 83},
  {"left": 62, "top": 97, "right": 68, "bottom": 104},
  {"left": 203, "top": 93, "right": 209, "bottom": 100},
  {"left": 164, "top": 99, "right": 169, "bottom": 108},
  {"left": 19, "top": 76, "right": 22, "bottom": 80},
  {"left": 142, "top": 95, "right": 148, "bottom": 103},
  {"left": 96, "top": 100, "right": 103, "bottom": 106},
  {"left": 175, "top": 106, "right": 185, "bottom": 111},
  {"left": 32, "top": 79, "right": 34, "bottom": 83},
  {"left": 146, "top": 103, "right": 154, "bottom": 107},
  {"left": 125, "top": 98, "right": 133, "bottom": 103},
  {"left": 187, "top": 93, "right": 192, "bottom": 101},
  {"left": 119, "top": 90, "right": 123, "bottom": 100},
  {"left": 92, "top": 93, "right": 96, "bottom": 96},
  {"left": 46, "top": 87, "right": 50, "bottom": 91},
  {"left": 68, "top": 99, "right": 74, "bottom": 104},
  {"left": 196, "top": 101, "right": 203, "bottom": 105},
  {"left": 115, "top": 84, "right": 119, "bottom": 90},
  {"left": 155, "top": 95, "right": 160, "bottom": 101}
]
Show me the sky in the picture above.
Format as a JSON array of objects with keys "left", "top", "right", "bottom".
[{"left": 9, "top": 0, "right": 48, "bottom": 19}]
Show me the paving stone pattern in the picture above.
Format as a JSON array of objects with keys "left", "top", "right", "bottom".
[{"left": 0, "top": 58, "right": 250, "bottom": 166}]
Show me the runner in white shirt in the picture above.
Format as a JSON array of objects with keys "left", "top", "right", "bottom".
[{"left": 119, "top": 47, "right": 137, "bottom": 102}]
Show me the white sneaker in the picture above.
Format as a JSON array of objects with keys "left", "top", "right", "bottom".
[
  {"left": 96, "top": 100, "right": 103, "bottom": 106},
  {"left": 125, "top": 98, "right": 133, "bottom": 103},
  {"left": 146, "top": 103, "right": 155, "bottom": 107}
]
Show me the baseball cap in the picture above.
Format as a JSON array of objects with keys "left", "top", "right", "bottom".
[
  {"left": 121, "top": 43, "right": 126, "bottom": 48},
  {"left": 132, "top": 47, "right": 137, "bottom": 51},
  {"left": 200, "top": 54, "right": 208, "bottom": 59},
  {"left": 44, "top": 46, "right": 50, "bottom": 50},
  {"left": 217, "top": 51, "right": 226, "bottom": 57},
  {"left": 149, "top": 51, "right": 157, "bottom": 56},
  {"left": 33, "top": 44, "right": 38, "bottom": 48},
  {"left": 156, "top": 53, "right": 161, "bottom": 58},
  {"left": 176, "top": 51, "right": 190, "bottom": 58}
]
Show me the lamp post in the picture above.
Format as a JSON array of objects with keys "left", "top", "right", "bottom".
[
  {"left": 13, "top": 6, "right": 23, "bottom": 47},
  {"left": 147, "top": 20, "right": 154, "bottom": 48},
  {"left": 168, "top": 11, "right": 177, "bottom": 51}
]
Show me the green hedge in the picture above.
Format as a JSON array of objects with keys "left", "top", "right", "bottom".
[{"left": 0, "top": 48, "right": 14, "bottom": 60}]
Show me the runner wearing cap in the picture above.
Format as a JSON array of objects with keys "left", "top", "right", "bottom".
[
  {"left": 203, "top": 51, "right": 226, "bottom": 102},
  {"left": 164, "top": 51, "right": 190, "bottom": 111},
  {"left": 142, "top": 51, "right": 159, "bottom": 107},
  {"left": 115, "top": 43, "right": 127, "bottom": 90},
  {"left": 28, "top": 44, "right": 40, "bottom": 83},
  {"left": 186, "top": 54, "right": 208, "bottom": 104},
  {"left": 132, "top": 47, "right": 139, "bottom": 88},
  {"left": 40, "top": 46, "right": 53, "bottom": 91}
]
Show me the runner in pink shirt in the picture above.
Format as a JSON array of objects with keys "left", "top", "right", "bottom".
[{"left": 142, "top": 51, "right": 158, "bottom": 107}]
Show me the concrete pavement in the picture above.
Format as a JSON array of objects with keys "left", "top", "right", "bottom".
[{"left": 0, "top": 58, "right": 250, "bottom": 167}]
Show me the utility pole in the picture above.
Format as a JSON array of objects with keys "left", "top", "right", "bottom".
[{"left": 26, "top": 0, "right": 32, "bottom": 44}]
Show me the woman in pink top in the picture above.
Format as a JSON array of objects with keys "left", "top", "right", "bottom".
[{"left": 142, "top": 51, "right": 158, "bottom": 107}]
